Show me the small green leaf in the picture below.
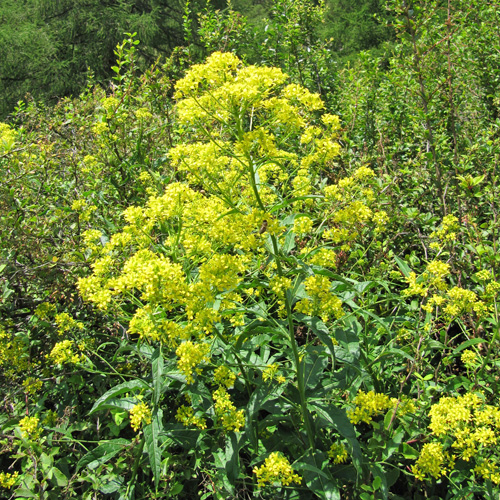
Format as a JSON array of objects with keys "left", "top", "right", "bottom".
[
  {"left": 394, "top": 255, "right": 411, "bottom": 278},
  {"left": 52, "top": 467, "right": 68, "bottom": 487},
  {"left": 90, "top": 380, "right": 151, "bottom": 415},
  {"left": 77, "top": 439, "right": 130, "bottom": 471}
]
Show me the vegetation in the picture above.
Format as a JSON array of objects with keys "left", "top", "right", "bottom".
[{"left": 1, "top": 1, "right": 500, "bottom": 499}]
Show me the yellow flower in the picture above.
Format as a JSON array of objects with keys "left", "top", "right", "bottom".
[
  {"left": 176, "top": 341, "right": 210, "bottom": 384},
  {"left": 253, "top": 452, "right": 302, "bottom": 488},
  {"left": 22, "top": 377, "right": 43, "bottom": 395},
  {"left": 347, "top": 390, "right": 395, "bottom": 425},
  {"left": 412, "top": 442, "right": 450, "bottom": 480},
  {"left": 0, "top": 471, "right": 18, "bottom": 489},
  {"left": 129, "top": 401, "right": 152, "bottom": 432},
  {"left": 212, "top": 387, "right": 245, "bottom": 432},
  {"left": 175, "top": 405, "right": 207, "bottom": 429},
  {"left": 19, "top": 416, "right": 41, "bottom": 440},
  {"left": 262, "top": 363, "right": 279, "bottom": 382},
  {"left": 328, "top": 442, "right": 349, "bottom": 464},
  {"left": 294, "top": 274, "right": 343, "bottom": 322},
  {"left": 214, "top": 365, "right": 237, "bottom": 389},
  {"left": 461, "top": 349, "right": 478, "bottom": 368},
  {"left": 47, "top": 340, "right": 84, "bottom": 365}
]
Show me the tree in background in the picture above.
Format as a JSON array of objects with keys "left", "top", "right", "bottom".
[
  {"left": 0, "top": 0, "right": 392, "bottom": 118},
  {"left": 0, "top": 0, "right": 213, "bottom": 118}
]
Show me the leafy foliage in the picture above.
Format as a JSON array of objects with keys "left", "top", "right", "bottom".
[{"left": 1, "top": 1, "right": 500, "bottom": 499}]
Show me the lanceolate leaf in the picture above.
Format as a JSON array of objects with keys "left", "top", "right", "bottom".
[
  {"left": 90, "top": 380, "right": 151, "bottom": 415},
  {"left": 151, "top": 347, "right": 164, "bottom": 405},
  {"left": 77, "top": 439, "right": 130, "bottom": 471},
  {"left": 144, "top": 408, "right": 163, "bottom": 490}
]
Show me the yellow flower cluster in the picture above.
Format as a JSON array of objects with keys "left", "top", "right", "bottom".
[
  {"left": 328, "top": 442, "right": 349, "bottom": 464},
  {"left": 170, "top": 52, "right": 340, "bottom": 213},
  {"left": 412, "top": 442, "right": 451, "bottom": 481},
  {"left": 71, "top": 199, "right": 97, "bottom": 222},
  {"left": 19, "top": 416, "right": 41, "bottom": 440},
  {"left": 413, "top": 393, "right": 500, "bottom": 483},
  {"left": 427, "top": 393, "right": 500, "bottom": 462},
  {"left": 175, "top": 405, "right": 207, "bottom": 429},
  {"left": 269, "top": 276, "right": 292, "bottom": 299},
  {"left": 47, "top": 340, "right": 84, "bottom": 365},
  {"left": 306, "top": 247, "right": 337, "bottom": 269},
  {"left": 0, "top": 123, "right": 16, "bottom": 152},
  {"left": 176, "top": 341, "right": 210, "bottom": 384},
  {"left": 294, "top": 275, "right": 343, "bottom": 322},
  {"left": 293, "top": 216, "right": 314, "bottom": 235},
  {"left": 55, "top": 312, "right": 84, "bottom": 334},
  {"left": 129, "top": 401, "right": 152, "bottom": 432},
  {"left": 34, "top": 302, "right": 57, "bottom": 320},
  {"left": 461, "top": 349, "right": 478, "bottom": 368},
  {"left": 430, "top": 214, "right": 460, "bottom": 245},
  {"left": 0, "top": 471, "right": 18, "bottom": 489},
  {"left": 313, "top": 166, "right": 389, "bottom": 252},
  {"left": 0, "top": 325, "right": 28, "bottom": 375},
  {"left": 253, "top": 452, "right": 302, "bottom": 488},
  {"left": 475, "top": 459, "right": 500, "bottom": 484},
  {"left": 22, "top": 377, "right": 43, "bottom": 395},
  {"left": 261, "top": 363, "right": 277, "bottom": 382},
  {"left": 348, "top": 390, "right": 396, "bottom": 425},
  {"left": 212, "top": 387, "right": 245, "bottom": 432},
  {"left": 214, "top": 365, "right": 237, "bottom": 389},
  {"left": 404, "top": 259, "right": 489, "bottom": 320}
]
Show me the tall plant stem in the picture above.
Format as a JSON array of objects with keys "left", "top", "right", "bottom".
[{"left": 245, "top": 142, "right": 315, "bottom": 450}]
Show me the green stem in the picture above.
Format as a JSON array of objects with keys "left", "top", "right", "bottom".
[
  {"left": 213, "top": 328, "right": 252, "bottom": 398},
  {"left": 240, "top": 114, "right": 315, "bottom": 450},
  {"left": 126, "top": 437, "right": 145, "bottom": 498}
]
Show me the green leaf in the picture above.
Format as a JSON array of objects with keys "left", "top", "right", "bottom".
[
  {"left": 144, "top": 408, "right": 163, "bottom": 490},
  {"left": 90, "top": 380, "right": 151, "bottom": 415},
  {"left": 298, "top": 315, "right": 336, "bottom": 356},
  {"left": 13, "top": 488, "right": 38, "bottom": 498},
  {"left": 452, "top": 338, "right": 486, "bottom": 355},
  {"left": 297, "top": 453, "right": 340, "bottom": 500},
  {"left": 301, "top": 345, "right": 328, "bottom": 392},
  {"left": 52, "top": 467, "right": 68, "bottom": 487},
  {"left": 394, "top": 255, "right": 411, "bottom": 278},
  {"left": 369, "top": 463, "right": 388, "bottom": 499},
  {"left": 91, "top": 397, "right": 137, "bottom": 413},
  {"left": 225, "top": 432, "right": 240, "bottom": 485},
  {"left": 77, "top": 439, "right": 130, "bottom": 471},
  {"left": 311, "top": 403, "right": 364, "bottom": 475}
]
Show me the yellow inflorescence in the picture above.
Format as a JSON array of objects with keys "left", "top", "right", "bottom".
[
  {"left": 412, "top": 442, "right": 451, "bottom": 481},
  {"left": 176, "top": 341, "right": 210, "bottom": 384},
  {"left": 0, "top": 471, "right": 18, "bottom": 489},
  {"left": 129, "top": 401, "right": 152, "bottom": 432},
  {"left": 214, "top": 365, "right": 237, "bottom": 389},
  {"left": 212, "top": 387, "right": 245, "bottom": 432},
  {"left": 328, "top": 442, "right": 349, "bottom": 464},
  {"left": 348, "top": 390, "right": 395, "bottom": 425},
  {"left": 22, "top": 377, "right": 43, "bottom": 395},
  {"left": 47, "top": 340, "right": 84, "bottom": 365},
  {"left": 175, "top": 405, "right": 207, "bottom": 430},
  {"left": 295, "top": 275, "right": 343, "bottom": 322},
  {"left": 413, "top": 393, "right": 500, "bottom": 483},
  {"left": 18, "top": 416, "right": 41, "bottom": 440},
  {"left": 461, "top": 349, "right": 478, "bottom": 368},
  {"left": 253, "top": 452, "right": 302, "bottom": 488}
]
